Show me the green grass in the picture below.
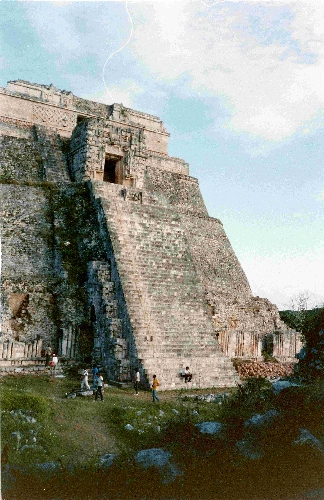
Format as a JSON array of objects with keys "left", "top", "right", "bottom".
[
  {"left": 3, "top": 374, "right": 324, "bottom": 499},
  {"left": 0, "top": 374, "right": 230, "bottom": 470}
]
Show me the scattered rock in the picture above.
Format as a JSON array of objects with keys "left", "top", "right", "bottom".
[
  {"left": 271, "top": 380, "right": 298, "bottom": 394},
  {"left": 135, "top": 448, "right": 182, "bottom": 484},
  {"left": 195, "top": 421, "right": 223, "bottom": 435},
  {"left": 244, "top": 410, "right": 280, "bottom": 428},
  {"left": 98, "top": 453, "right": 116, "bottom": 469},
  {"left": 172, "top": 409, "right": 179, "bottom": 415},
  {"left": 32, "top": 462, "right": 61, "bottom": 476},
  {"left": 294, "top": 429, "right": 324, "bottom": 455},
  {"left": 66, "top": 392, "right": 76, "bottom": 399},
  {"left": 125, "top": 424, "right": 134, "bottom": 431},
  {"left": 77, "top": 390, "right": 94, "bottom": 397},
  {"left": 136, "top": 448, "right": 171, "bottom": 468}
]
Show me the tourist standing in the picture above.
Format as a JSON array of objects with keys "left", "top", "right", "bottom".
[
  {"left": 152, "top": 374, "right": 160, "bottom": 403},
  {"left": 134, "top": 368, "right": 140, "bottom": 395},
  {"left": 81, "top": 368, "right": 90, "bottom": 390},
  {"left": 50, "top": 354, "right": 58, "bottom": 375},
  {"left": 95, "top": 372, "right": 104, "bottom": 401}
]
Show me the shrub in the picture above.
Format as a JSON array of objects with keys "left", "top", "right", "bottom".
[{"left": 219, "top": 378, "right": 274, "bottom": 434}]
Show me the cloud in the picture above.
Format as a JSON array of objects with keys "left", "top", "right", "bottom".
[
  {"left": 14, "top": 0, "right": 324, "bottom": 144},
  {"left": 130, "top": 1, "right": 324, "bottom": 142}
]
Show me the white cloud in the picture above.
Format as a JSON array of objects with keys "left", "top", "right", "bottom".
[{"left": 130, "top": 1, "right": 324, "bottom": 142}]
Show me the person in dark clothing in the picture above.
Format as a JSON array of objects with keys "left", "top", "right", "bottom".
[{"left": 94, "top": 372, "right": 104, "bottom": 401}]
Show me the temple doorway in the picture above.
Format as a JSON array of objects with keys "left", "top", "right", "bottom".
[{"left": 103, "top": 154, "right": 123, "bottom": 184}]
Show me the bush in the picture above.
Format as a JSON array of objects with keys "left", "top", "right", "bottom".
[{"left": 219, "top": 378, "right": 274, "bottom": 433}]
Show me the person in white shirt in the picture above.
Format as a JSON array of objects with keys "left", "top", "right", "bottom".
[
  {"left": 134, "top": 368, "right": 140, "bottom": 395},
  {"left": 94, "top": 372, "right": 104, "bottom": 401},
  {"left": 182, "top": 366, "right": 192, "bottom": 383},
  {"left": 50, "top": 354, "right": 58, "bottom": 375},
  {"left": 81, "top": 368, "right": 90, "bottom": 390}
]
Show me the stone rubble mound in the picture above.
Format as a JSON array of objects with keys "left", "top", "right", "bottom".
[{"left": 235, "top": 361, "right": 295, "bottom": 379}]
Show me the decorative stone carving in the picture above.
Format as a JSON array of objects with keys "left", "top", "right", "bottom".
[{"left": 33, "top": 104, "right": 75, "bottom": 130}]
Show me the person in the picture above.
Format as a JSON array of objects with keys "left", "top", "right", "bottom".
[
  {"left": 94, "top": 372, "right": 104, "bottom": 401},
  {"left": 50, "top": 354, "right": 58, "bottom": 375},
  {"left": 182, "top": 366, "right": 192, "bottom": 383},
  {"left": 134, "top": 368, "right": 140, "bottom": 395},
  {"left": 92, "top": 365, "right": 99, "bottom": 383},
  {"left": 81, "top": 368, "right": 90, "bottom": 391},
  {"left": 152, "top": 374, "right": 160, "bottom": 403}
]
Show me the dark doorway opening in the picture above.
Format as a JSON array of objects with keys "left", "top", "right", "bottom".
[
  {"left": 77, "top": 115, "right": 88, "bottom": 125},
  {"left": 78, "top": 322, "right": 95, "bottom": 363},
  {"left": 104, "top": 158, "right": 118, "bottom": 183}
]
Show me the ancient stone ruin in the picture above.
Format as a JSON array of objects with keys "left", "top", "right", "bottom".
[{"left": 0, "top": 80, "right": 301, "bottom": 388}]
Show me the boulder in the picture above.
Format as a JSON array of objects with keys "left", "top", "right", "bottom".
[
  {"left": 271, "top": 380, "right": 298, "bottom": 394},
  {"left": 77, "top": 390, "right": 93, "bottom": 397},
  {"left": 294, "top": 429, "right": 324, "bottom": 455},
  {"left": 195, "top": 421, "right": 223, "bottom": 435},
  {"left": 32, "top": 462, "right": 61, "bottom": 477},
  {"left": 66, "top": 392, "right": 76, "bottom": 399},
  {"left": 98, "top": 453, "right": 116, "bottom": 469},
  {"left": 244, "top": 410, "right": 280, "bottom": 428},
  {"left": 136, "top": 448, "right": 171, "bottom": 468},
  {"left": 135, "top": 448, "right": 182, "bottom": 485}
]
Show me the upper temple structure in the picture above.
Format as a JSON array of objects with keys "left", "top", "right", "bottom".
[{"left": 0, "top": 80, "right": 301, "bottom": 388}]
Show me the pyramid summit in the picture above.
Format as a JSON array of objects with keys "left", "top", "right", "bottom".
[{"left": 0, "top": 80, "right": 301, "bottom": 387}]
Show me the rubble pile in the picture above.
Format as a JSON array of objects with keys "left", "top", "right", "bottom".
[{"left": 235, "top": 361, "right": 295, "bottom": 379}]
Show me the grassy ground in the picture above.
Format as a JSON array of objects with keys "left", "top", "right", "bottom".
[
  {"left": 0, "top": 373, "right": 232, "bottom": 469},
  {"left": 3, "top": 374, "right": 324, "bottom": 499}
]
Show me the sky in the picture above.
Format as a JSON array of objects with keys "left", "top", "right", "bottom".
[{"left": 0, "top": 0, "right": 323, "bottom": 310}]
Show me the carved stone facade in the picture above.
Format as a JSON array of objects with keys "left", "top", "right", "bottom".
[{"left": 0, "top": 80, "right": 301, "bottom": 386}]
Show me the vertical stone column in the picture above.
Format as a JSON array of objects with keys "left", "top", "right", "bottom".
[
  {"left": 3, "top": 341, "right": 8, "bottom": 359},
  {"left": 8, "top": 341, "right": 13, "bottom": 360},
  {"left": 70, "top": 326, "right": 76, "bottom": 359},
  {"left": 11, "top": 342, "right": 17, "bottom": 359},
  {"left": 36, "top": 338, "right": 43, "bottom": 357},
  {"left": 31, "top": 340, "right": 37, "bottom": 358},
  {"left": 61, "top": 330, "right": 67, "bottom": 357}
]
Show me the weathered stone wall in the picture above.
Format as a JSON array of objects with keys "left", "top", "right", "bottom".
[
  {"left": 0, "top": 136, "right": 44, "bottom": 181},
  {"left": 143, "top": 167, "right": 206, "bottom": 214},
  {"left": 1, "top": 81, "right": 169, "bottom": 153},
  {"left": 0, "top": 180, "right": 107, "bottom": 359},
  {"left": 0, "top": 184, "right": 56, "bottom": 346}
]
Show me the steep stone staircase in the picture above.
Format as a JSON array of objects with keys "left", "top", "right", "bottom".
[{"left": 89, "top": 181, "right": 239, "bottom": 389}]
